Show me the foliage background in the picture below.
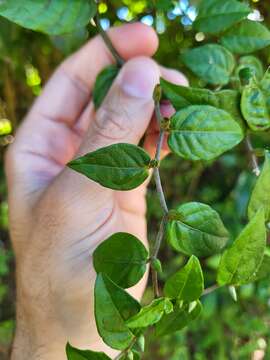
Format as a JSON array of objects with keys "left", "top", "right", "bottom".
[{"left": 0, "top": 0, "right": 270, "bottom": 359}]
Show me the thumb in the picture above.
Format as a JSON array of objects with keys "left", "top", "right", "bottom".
[
  {"left": 45, "top": 57, "right": 161, "bottom": 223},
  {"left": 80, "top": 56, "right": 161, "bottom": 153}
]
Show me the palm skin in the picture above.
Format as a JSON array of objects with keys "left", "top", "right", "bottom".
[{"left": 5, "top": 23, "right": 187, "bottom": 359}]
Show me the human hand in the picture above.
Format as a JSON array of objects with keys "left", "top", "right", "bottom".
[{"left": 6, "top": 23, "right": 187, "bottom": 359}]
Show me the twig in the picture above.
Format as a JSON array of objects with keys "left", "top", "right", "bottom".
[
  {"left": 149, "top": 97, "right": 170, "bottom": 298},
  {"left": 114, "top": 336, "right": 137, "bottom": 360},
  {"left": 150, "top": 216, "right": 167, "bottom": 298},
  {"left": 202, "top": 284, "right": 219, "bottom": 296},
  {"left": 245, "top": 135, "right": 260, "bottom": 177},
  {"left": 153, "top": 100, "right": 169, "bottom": 214},
  {"left": 153, "top": 216, "right": 167, "bottom": 259},
  {"left": 94, "top": 12, "right": 124, "bottom": 66}
]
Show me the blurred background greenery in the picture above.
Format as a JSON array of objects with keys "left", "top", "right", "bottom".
[{"left": 0, "top": 0, "right": 270, "bottom": 359}]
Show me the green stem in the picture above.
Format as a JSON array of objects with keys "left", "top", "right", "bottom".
[{"left": 94, "top": 12, "right": 124, "bottom": 67}]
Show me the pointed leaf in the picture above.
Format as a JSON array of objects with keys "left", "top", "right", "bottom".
[
  {"left": 68, "top": 143, "right": 151, "bottom": 191},
  {"left": 167, "top": 202, "right": 229, "bottom": 257},
  {"left": 194, "top": 0, "right": 250, "bottom": 34},
  {"left": 93, "top": 65, "right": 120, "bottom": 109},
  {"left": 181, "top": 44, "right": 235, "bottom": 85},
  {"left": 164, "top": 256, "right": 204, "bottom": 301},
  {"left": 217, "top": 208, "right": 266, "bottom": 286},
  {"left": 155, "top": 301, "right": 202, "bottom": 337},
  {"left": 168, "top": 105, "right": 244, "bottom": 161},
  {"left": 0, "top": 0, "right": 97, "bottom": 35},
  {"left": 160, "top": 78, "right": 244, "bottom": 128},
  {"left": 94, "top": 274, "right": 140, "bottom": 350},
  {"left": 93, "top": 232, "right": 148, "bottom": 289},
  {"left": 126, "top": 298, "right": 173, "bottom": 329},
  {"left": 221, "top": 20, "right": 270, "bottom": 54},
  {"left": 241, "top": 80, "right": 270, "bottom": 132},
  {"left": 66, "top": 343, "right": 111, "bottom": 360},
  {"left": 248, "top": 152, "right": 270, "bottom": 222}
]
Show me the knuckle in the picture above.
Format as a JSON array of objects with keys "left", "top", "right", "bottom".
[{"left": 93, "top": 96, "right": 133, "bottom": 141}]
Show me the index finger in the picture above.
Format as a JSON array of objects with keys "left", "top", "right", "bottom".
[{"left": 30, "top": 23, "right": 159, "bottom": 127}]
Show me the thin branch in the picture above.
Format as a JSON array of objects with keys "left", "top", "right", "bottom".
[
  {"left": 245, "top": 135, "right": 260, "bottom": 177},
  {"left": 153, "top": 216, "right": 167, "bottom": 259},
  {"left": 148, "top": 97, "right": 170, "bottom": 298},
  {"left": 94, "top": 12, "right": 124, "bottom": 67},
  {"left": 114, "top": 337, "right": 137, "bottom": 360},
  {"left": 202, "top": 284, "right": 219, "bottom": 296},
  {"left": 150, "top": 216, "right": 167, "bottom": 298},
  {"left": 153, "top": 100, "right": 169, "bottom": 214},
  {"left": 151, "top": 265, "right": 160, "bottom": 298}
]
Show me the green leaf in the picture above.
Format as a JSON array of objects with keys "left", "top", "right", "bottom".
[
  {"left": 248, "top": 253, "right": 270, "bottom": 283},
  {"left": 93, "top": 232, "right": 148, "bottom": 289},
  {"left": 160, "top": 78, "right": 244, "bottom": 128},
  {"left": 51, "top": 27, "right": 88, "bottom": 55},
  {"left": 68, "top": 143, "right": 151, "bottom": 191},
  {"left": 248, "top": 152, "right": 270, "bottom": 222},
  {"left": 217, "top": 208, "right": 266, "bottom": 286},
  {"left": 260, "top": 69, "right": 270, "bottom": 111},
  {"left": 155, "top": 0, "right": 174, "bottom": 11},
  {"left": 132, "top": 351, "right": 141, "bottom": 360},
  {"left": 181, "top": 44, "right": 235, "bottom": 85},
  {"left": 194, "top": 0, "right": 250, "bottom": 34},
  {"left": 167, "top": 202, "right": 229, "bottom": 257},
  {"left": 221, "top": 20, "right": 270, "bottom": 54},
  {"left": 241, "top": 80, "right": 270, "bottom": 132},
  {"left": 66, "top": 343, "right": 111, "bottom": 360},
  {"left": 155, "top": 301, "right": 202, "bottom": 337},
  {"left": 126, "top": 298, "right": 173, "bottom": 329},
  {"left": 95, "top": 274, "right": 140, "bottom": 350},
  {"left": 164, "top": 256, "right": 204, "bottom": 301},
  {"left": 0, "top": 0, "right": 97, "bottom": 35},
  {"left": 93, "top": 65, "right": 120, "bottom": 109},
  {"left": 235, "top": 56, "right": 264, "bottom": 81},
  {"left": 168, "top": 105, "right": 244, "bottom": 161}
]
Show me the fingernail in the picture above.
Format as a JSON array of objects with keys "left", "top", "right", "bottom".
[{"left": 119, "top": 58, "right": 159, "bottom": 99}]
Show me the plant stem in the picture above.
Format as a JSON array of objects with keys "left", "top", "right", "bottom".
[
  {"left": 149, "top": 100, "right": 170, "bottom": 298},
  {"left": 153, "top": 216, "right": 167, "bottom": 258},
  {"left": 94, "top": 12, "right": 124, "bottom": 67},
  {"left": 153, "top": 101, "right": 169, "bottom": 214},
  {"left": 245, "top": 135, "right": 260, "bottom": 177},
  {"left": 114, "top": 336, "right": 137, "bottom": 360},
  {"left": 202, "top": 284, "right": 219, "bottom": 296}
]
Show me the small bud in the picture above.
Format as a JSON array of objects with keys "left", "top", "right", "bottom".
[
  {"left": 168, "top": 209, "right": 182, "bottom": 221},
  {"left": 228, "top": 286, "right": 238, "bottom": 302},
  {"left": 254, "top": 148, "right": 265, "bottom": 157},
  {"left": 188, "top": 301, "right": 197, "bottom": 313},
  {"left": 136, "top": 334, "right": 145, "bottom": 352},
  {"left": 160, "top": 117, "right": 171, "bottom": 131},
  {"left": 148, "top": 159, "right": 160, "bottom": 169},
  {"left": 152, "top": 258, "right": 163, "bottom": 274},
  {"left": 153, "top": 84, "right": 162, "bottom": 103}
]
